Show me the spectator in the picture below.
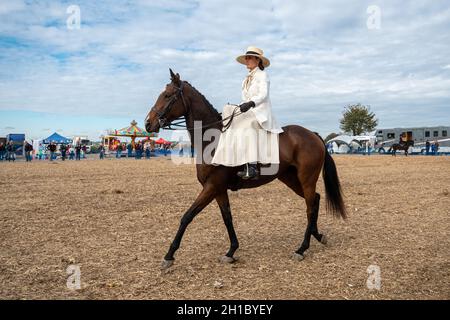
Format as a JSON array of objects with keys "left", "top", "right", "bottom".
[
  {"left": 69, "top": 146, "right": 75, "bottom": 160},
  {"left": 38, "top": 146, "right": 44, "bottom": 160},
  {"left": 434, "top": 141, "right": 440, "bottom": 155},
  {"left": 24, "top": 141, "right": 33, "bottom": 162},
  {"left": 116, "top": 143, "right": 122, "bottom": 158},
  {"left": 138, "top": 142, "right": 144, "bottom": 159},
  {"left": 81, "top": 145, "right": 87, "bottom": 159},
  {"left": 60, "top": 143, "right": 67, "bottom": 161},
  {"left": 127, "top": 143, "right": 133, "bottom": 157},
  {"left": 47, "top": 142, "right": 57, "bottom": 161},
  {"left": 99, "top": 144, "right": 105, "bottom": 159},
  {"left": 75, "top": 143, "right": 81, "bottom": 161},
  {"left": 0, "top": 142, "right": 5, "bottom": 161},
  {"left": 425, "top": 140, "right": 430, "bottom": 155},
  {"left": 144, "top": 142, "right": 151, "bottom": 159},
  {"left": 6, "top": 141, "right": 15, "bottom": 162},
  {"left": 366, "top": 141, "right": 372, "bottom": 156},
  {"left": 326, "top": 142, "right": 333, "bottom": 154}
]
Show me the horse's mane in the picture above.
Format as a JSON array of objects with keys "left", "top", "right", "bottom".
[{"left": 184, "top": 81, "right": 222, "bottom": 121}]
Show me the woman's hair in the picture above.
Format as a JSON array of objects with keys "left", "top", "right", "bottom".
[{"left": 258, "top": 58, "right": 265, "bottom": 70}]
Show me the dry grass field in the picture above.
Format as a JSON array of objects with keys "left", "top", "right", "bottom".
[{"left": 0, "top": 155, "right": 449, "bottom": 299}]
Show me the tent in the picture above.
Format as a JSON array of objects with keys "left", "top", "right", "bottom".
[
  {"left": 155, "top": 138, "right": 171, "bottom": 145},
  {"left": 43, "top": 132, "right": 72, "bottom": 144}
]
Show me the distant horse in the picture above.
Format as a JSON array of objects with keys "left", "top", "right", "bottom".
[
  {"left": 388, "top": 140, "right": 414, "bottom": 156},
  {"left": 145, "top": 69, "right": 347, "bottom": 270}
]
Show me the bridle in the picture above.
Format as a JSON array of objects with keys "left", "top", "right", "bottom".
[
  {"left": 149, "top": 81, "right": 242, "bottom": 132},
  {"left": 151, "top": 81, "right": 188, "bottom": 130}
]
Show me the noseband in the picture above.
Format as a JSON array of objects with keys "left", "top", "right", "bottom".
[{"left": 151, "top": 82, "right": 188, "bottom": 129}]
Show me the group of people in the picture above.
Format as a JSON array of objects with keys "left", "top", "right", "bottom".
[
  {"left": 115, "top": 141, "right": 160, "bottom": 159},
  {"left": 425, "top": 140, "right": 440, "bottom": 155},
  {"left": 31, "top": 142, "right": 88, "bottom": 161},
  {"left": 0, "top": 141, "right": 17, "bottom": 162}
]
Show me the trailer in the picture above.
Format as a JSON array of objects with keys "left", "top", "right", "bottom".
[{"left": 375, "top": 126, "right": 449, "bottom": 147}]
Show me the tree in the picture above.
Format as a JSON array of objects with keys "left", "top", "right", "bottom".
[
  {"left": 340, "top": 103, "right": 378, "bottom": 136},
  {"left": 324, "top": 132, "right": 339, "bottom": 142}
]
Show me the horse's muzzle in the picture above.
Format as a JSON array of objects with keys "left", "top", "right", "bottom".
[{"left": 145, "top": 120, "right": 160, "bottom": 133}]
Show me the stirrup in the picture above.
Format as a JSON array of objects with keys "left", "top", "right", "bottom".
[{"left": 237, "top": 163, "right": 259, "bottom": 180}]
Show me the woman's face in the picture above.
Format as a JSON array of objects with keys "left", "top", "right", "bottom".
[{"left": 244, "top": 55, "right": 260, "bottom": 70}]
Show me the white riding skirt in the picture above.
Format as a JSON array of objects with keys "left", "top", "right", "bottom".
[{"left": 211, "top": 104, "right": 280, "bottom": 167}]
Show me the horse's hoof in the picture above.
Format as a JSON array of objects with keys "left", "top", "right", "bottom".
[
  {"left": 161, "top": 259, "right": 174, "bottom": 270},
  {"left": 218, "top": 256, "right": 236, "bottom": 264},
  {"left": 292, "top": 253, "right": 305, "bottom": 261},
  {"left": 320, "top": 234, "right": 328, "bottom": 245}
]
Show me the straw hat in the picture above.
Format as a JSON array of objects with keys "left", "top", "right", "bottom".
[{"left": 236, "top": 46, "right": 270, "bottom": 68}]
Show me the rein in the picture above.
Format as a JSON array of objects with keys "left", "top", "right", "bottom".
[{"left": 152, "top": 81, "right": 242, "bottom": 132}]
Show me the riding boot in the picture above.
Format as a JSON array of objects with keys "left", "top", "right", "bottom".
[{"left": 237, "top": 163, "right": 259, "bottom": 180}]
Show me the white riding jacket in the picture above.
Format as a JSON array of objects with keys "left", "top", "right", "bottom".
[{"left": 241, "top": 68, "right": 284, "bottom": 134}]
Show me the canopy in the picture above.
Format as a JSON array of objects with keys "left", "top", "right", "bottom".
[
  {"left": 328, "top": 135, "right": 376, "bottom": 147},
  {"left": 155, "top": 138, "right": 171, "bottom": 145},
  {"left": 43, "top": 132, "right": 72, "bottom": 144},
  {"left": 110, "top": 120, "right": 157, "bottom": 138}
]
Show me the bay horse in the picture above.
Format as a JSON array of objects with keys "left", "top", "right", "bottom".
[
  {"left": 388, "top": 140, "right": 414, "bottom": 156},
  {"left": 145, "top": 69, "right": 346, "bottom": 270}
]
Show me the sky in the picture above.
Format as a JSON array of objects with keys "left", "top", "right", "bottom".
[{"left": 0, "top": 0, "right": 449, "bottom": 141}]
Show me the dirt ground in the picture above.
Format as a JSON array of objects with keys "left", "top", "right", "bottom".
[{"left": 0, "top": 155, "right": 449, "bottom": 300}]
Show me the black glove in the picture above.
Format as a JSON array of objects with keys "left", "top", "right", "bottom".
[{"left": 239, "top": 101, "right": 255, "bottom": 113}]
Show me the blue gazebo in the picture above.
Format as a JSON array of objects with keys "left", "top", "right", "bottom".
[{"left": 43, "top": 132, "right": 72, "bottom": 144}]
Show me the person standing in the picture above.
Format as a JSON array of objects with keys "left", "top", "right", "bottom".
[
  {"left": 81, "top": 145, "right": 87, "bottom": 159},
  {"left": 116, "top": 143, "right": 122, "bottom": 158},
  {"left": 24, "top": 141, "right": 33, "bottom": 162},
  {"left": 38, "top": 146, "right": 44, "bottom": 160},
  {"left": 425, "top": 140, "right": 430, "bottom": 155},
  {"left": 434, "top": 141, "right": 440, "bottom": 155},
  {"left": 144, "top": 141, "right": 151, "bottom": 159},
  {"left": 99, "top": 144, "right": 105, "bottom": 159},
  {"left": 69, "top": 146, "right": 75, "bottom": 160},
  {"left": 137, "top": 142, "right": 143, "bottom": 159},
  {"left": 127, "top": 143, "right": 133, "bottom": 157},
  {"left": 47, "top": 142, "right": 57, "bottom": 161},
  {"left": 75, "top": 143, "right": 81, "bottom": 161},
  {"left": 0, "top": 142, "right": 5, "bottom": 161},
  {"left": 60, "top": 143, "right": 67, "bottom": 161},
  {"left": 6, "top": 142, "right": 15, "bottom": 162}
]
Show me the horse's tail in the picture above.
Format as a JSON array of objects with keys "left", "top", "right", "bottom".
[
  {"left": 323, "top": 151, "right": 347, "bottom": 219},
  {"left": 387, "top": 147, "right": 392, "bottom": 153},
  {"left": 314, "top": 133, "right": 347, "bottom": 219}
]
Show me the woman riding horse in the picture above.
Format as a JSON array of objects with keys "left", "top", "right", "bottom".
[
  {"left": 212, "top": 46, "right": 283, "bottom": 180},
  {"left": 145, "top": 53, "right": 346, "bottom": 269}
]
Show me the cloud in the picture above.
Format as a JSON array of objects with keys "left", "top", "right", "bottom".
[{"left": 0, "top": 0, "right": 449, "bottom": 139}]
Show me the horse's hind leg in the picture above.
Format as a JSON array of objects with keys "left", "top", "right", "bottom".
[
  {"left": 293, "top": 186, "right": 323, "bottom": 260},
  {"left": 216, "top": 192, "right": 239, "bottom": 263},
  {"left": 310, "top": 193, "right": 326, "bottom": 244},
  {"left": 278, "top": 171, "right": 325, "bottom": 261}
]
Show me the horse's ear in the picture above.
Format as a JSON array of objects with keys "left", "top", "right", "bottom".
[
  {"left": 169, "top": 68, "right": 176, "bottom": 80},
  {"left": 169, "top": 68, "right": 181, "bottom": 85}
]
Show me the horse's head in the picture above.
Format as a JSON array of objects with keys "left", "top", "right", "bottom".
[{"left": 145, "top": 69, "right": 188, "bottom": 133}]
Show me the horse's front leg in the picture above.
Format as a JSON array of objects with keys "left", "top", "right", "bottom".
[
  {"left": 161, "top": 183, "right": 217, "bottom": 270},
  {"left": 216, "top": 192, "right": 239, "bottom": 264}
]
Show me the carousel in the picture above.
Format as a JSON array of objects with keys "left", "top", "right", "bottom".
[{"left": 103, "top": 120, "right": 157, "bottom": 151}]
